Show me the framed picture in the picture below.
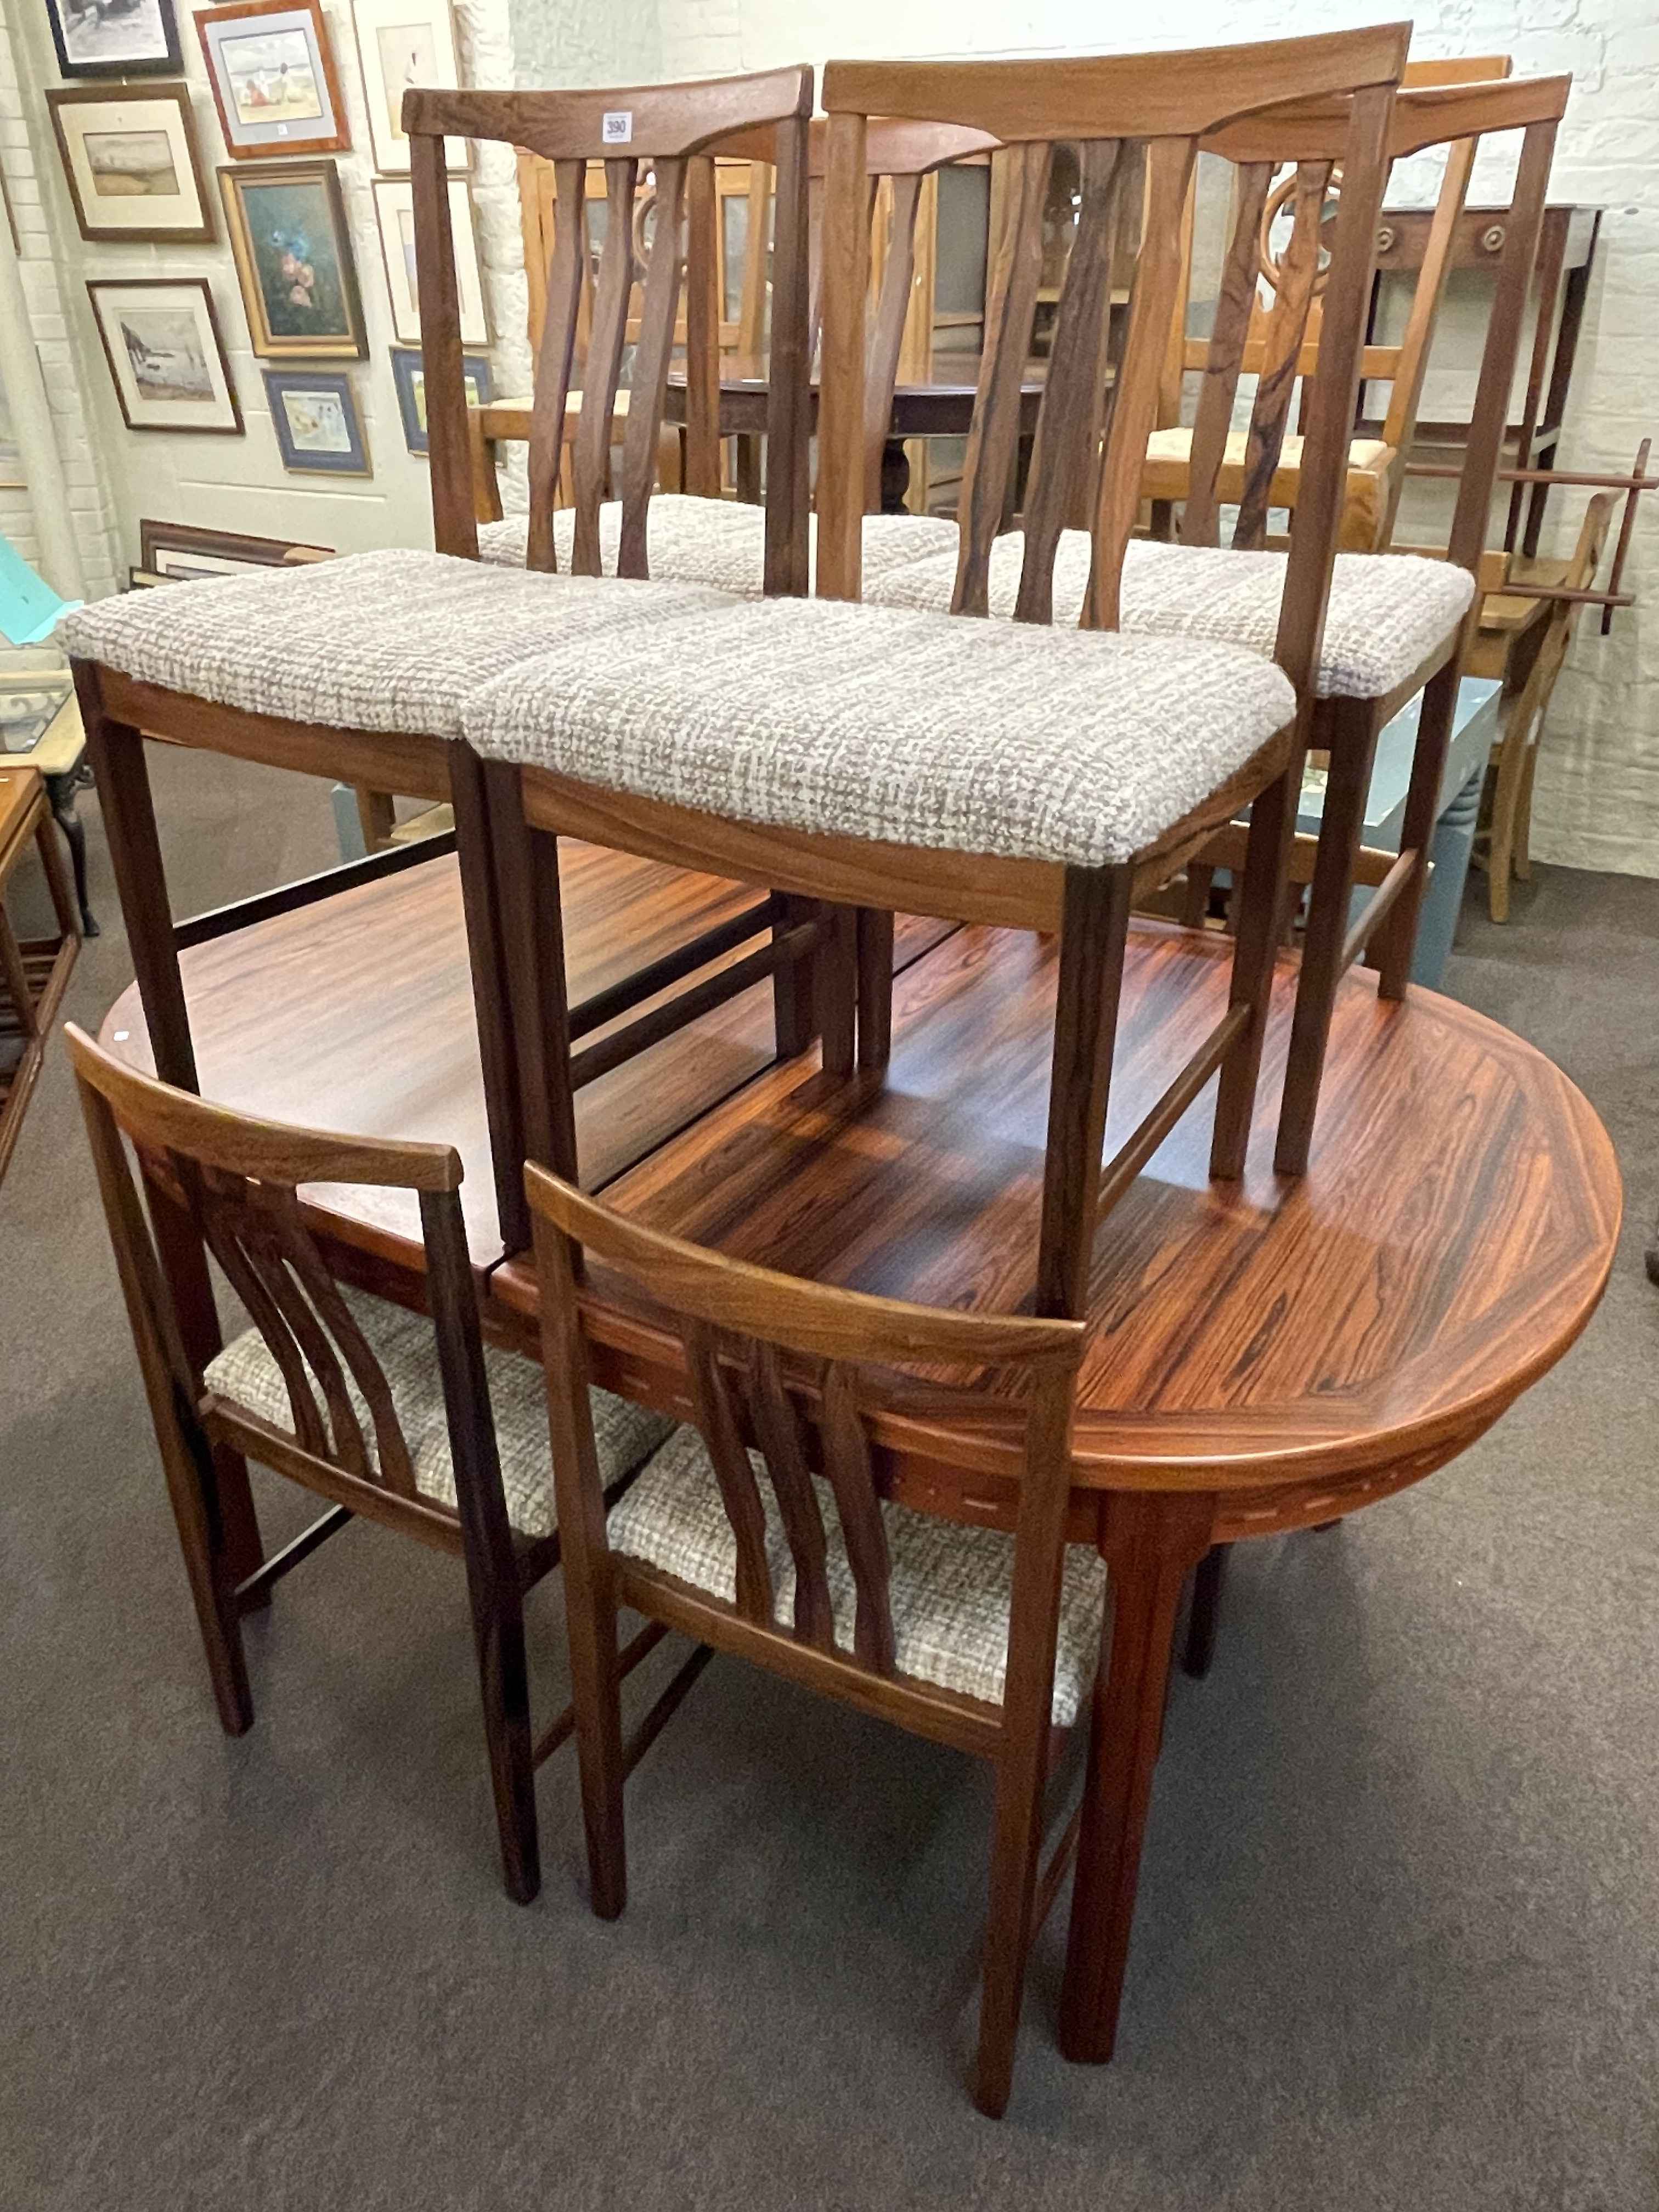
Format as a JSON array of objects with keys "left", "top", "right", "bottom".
[
  {"left": 374, "top": 176, "right": 487, "bottom": 347},
  {"left": 221, "top": 160, "right": 367, "bottom": 360},
  {"left": 139, "top": 520, "right": 332, "bottom": 580},
  {"left": 351, "top": 0, "right": 466, "bottom": 176},
  {"left": 195, "top": 0, "right": 348, "bottom": 160},
  {"left": 389, "top": 344, "right": 490, "bottom": 455},
  {"left": 86, "top": 279, "right": 242, "bottom": 435},
  {"left": 263, "top": 369, "right": 369, "bottom": 475},
  {"left": 45, "top": 0, "right": 182, "bottom": 80},
  {"left": 47, "top": 84, "right": 212, "bottom": 245}
]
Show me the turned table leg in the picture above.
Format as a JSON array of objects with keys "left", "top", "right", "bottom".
[{"left": 1059, "top": 1489, "right": 1215, "bottom": 2064}]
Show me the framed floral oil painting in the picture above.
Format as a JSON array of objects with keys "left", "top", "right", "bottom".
[
  {"left": 263, "top": 369, "right": 370, "bottom": 475},
  {"left": 86, "top": 278, "right": 242, "bottom": 435},
  {"left": 47, "top": 83, "right": 213, "bottom": 245},
  {"left": 221, "top": 159, "right": 367, "bottom": 360},
  {"left": 46, "top": 0, "right": 182, "bottom": 80},
  {"left": 195, "top": 0, "right": 348, "bottom": 159}
]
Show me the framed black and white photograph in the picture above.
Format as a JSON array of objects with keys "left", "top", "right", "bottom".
[
  {"left": 221, "top": 159, "right": 367, "bottom": 360},
  {"left": 351, "top": 0, "right": 466, "bottom": 175},
  {"left": 47, "top": 83, "right": 213, "bottom": 245},
  {"left": 86, "top": 278, "right": 242, "bottom": 436},
  {"left": 195, "top": 0, "right": 349, "bottom": 159},
  {"left": 374, "top": 175, "right": 487, "bottom": 346},
  {"left": 390, "top": 343, "right": 490, "bottom": 455},
  {"left": 263, "top": 369, "right": 369, "bottom": 475},
  {"left": 45, "top": 0, "right": 182, "bottom": 81}
]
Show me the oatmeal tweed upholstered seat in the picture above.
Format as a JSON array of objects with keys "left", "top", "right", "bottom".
[
  {"left": 476, "top": 495, "right": 958, "bottom": 598},
  {"left": 205, "top": 1285, "right": 673, "bottom": 1539},
  {"left": 463, "top": 595, "right": 1296, "bottom": 868},
  {"left": 608, "top": 1424, "right": 1109, "bottom": 1725},
  {"left": 57, "top": 548, "right": 730, "bottom": 736},
  {"left": 864, "top": 531, "right": 1476, "bottom": 702}
]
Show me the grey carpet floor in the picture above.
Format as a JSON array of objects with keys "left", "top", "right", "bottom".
[{"left": 2, "top": 748, "right": 1655, "bottom": 2211}]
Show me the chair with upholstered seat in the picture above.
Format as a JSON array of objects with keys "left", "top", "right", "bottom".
[
  {"left": 465, "top": 29, "right": 1409, "bottom": 1322},
  {"left": 525, "top": 1159, "right": 1088, "bottom": 2117},
  {"left": 67, "top": 1025, "right": 672, "bottom": 1902}
]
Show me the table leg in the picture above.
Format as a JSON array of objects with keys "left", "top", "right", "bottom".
[
  {"left": 46, "top": 766, "right": 98, "bottom": 935},
  {"left": 1059, "top": 1489, "right": 1215, "bottom": 2063},
  {"left": 1367, "top": 656, "right": 1461, "bottom": 1002}
]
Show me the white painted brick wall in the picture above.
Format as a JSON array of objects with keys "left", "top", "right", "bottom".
[{"left": 651, "top": 0, "right": 1659, "bottom": 879}]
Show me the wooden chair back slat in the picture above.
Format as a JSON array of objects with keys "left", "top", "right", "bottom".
[
  {"left": 1231, "top": 160, "right": 1333, "bottom": 551},
  {"left": 526, "top": 156, "right": 586, "bottom": 571},
  {"left": 526, "top": 1163, "right": 1082, "bottom": 1695},
  {"left": 952, "top": 140, "right": 1053, "bottom": 617},
  {"left": 571, "top": 158, "right": 639, "bottom": 574},
  {"left": 617, "top": 156, "right": 690, "bottom": 577},
  {"left": 1013, "top": 138, "right": 1126, "bottom": 624},
  {"left": 1178, "top": 160, "right": 1272, "bottom": 549},
  {"left": 682, "top": 156, "right": 723, "bottom": 497},
  {"left": 862, "top": 169, "right": 924, "bottom": 512}
]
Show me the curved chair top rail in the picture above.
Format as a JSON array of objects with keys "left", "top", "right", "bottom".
[
  {"left": 822, "top": 25, "right": 1410, "bottom": 142},
  {"left": 65, "top": 1023, "right": 464, "bottom": 1193},
  {"left": 527, "top": 1162, "right": 1085, "bottom": 1373},
  {"left": 401, "top": 64, "right": 812, "bottom": 161},
  {"left": 1206, "top": 70, "right": 1570, "bottom": 164},
  {"left": 816, "top": 24, "right": 1408, "bottom": 701},
  {"left": 708, "top": 114, "right": 1002, "bottom": 176}
]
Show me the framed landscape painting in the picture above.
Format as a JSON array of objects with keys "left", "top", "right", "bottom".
[
  {"left": 351, "top": 0, "right": 466, "bottom": 174},
  {"left": 46, "top": 0, "right": 182, "bottom": 80},
  {"left": 374, "top": 176, "right": 487, "bottom": 346},
  {"left": 86, "top": 278, "right": 242, "bottom": 435},
  {"left": 263, "top": 369, "right": 369, "bottom": 475},
  {"left": 47, "top": 84, "right": 212, "bottom": 245},
  {"left": 196, "top": 0, "right": 348, "bottom": 159},
  {"left": 221, "top": 159, "right": 367, "bottom": 360},
  {"left": 390, "top": 345, "right": 490, "bottom": 454}
]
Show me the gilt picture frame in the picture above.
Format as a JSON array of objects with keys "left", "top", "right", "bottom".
[
  {"left": 47, "top": 83, "right": 213, "bottom": 246},
  {"left": 221, "top": 158, "right": 368, "bottom": 360},
  {"left": 195, "top": 0, "right": 349, "bottom": 160},
  {"left": 86, "top": 278, "right": 242, "bottom": 436}
]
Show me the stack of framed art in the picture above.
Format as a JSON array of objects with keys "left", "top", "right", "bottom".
[{"left": 44, "top": 0, "right": 493, "bottom": 487}]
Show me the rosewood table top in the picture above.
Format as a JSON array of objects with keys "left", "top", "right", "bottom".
[{"left": 99, "top": 844, "right": 1620, "bottom": 1511}]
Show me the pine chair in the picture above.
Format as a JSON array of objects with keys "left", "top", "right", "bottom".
[
  {"left": 1476, "top": 490, "right": 1616, "bottom": 920},
  {"left": 463, "top": 28, "right": 1409, "bottom": 1324},
  {"left": 526, "top": 1160, "right": 1088, "bottom": 2117},
  {"left": 66, "top": 1024, "right": 672, "bottom": 1903}
]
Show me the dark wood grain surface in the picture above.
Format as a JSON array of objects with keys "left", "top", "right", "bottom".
[{"left": 100, "top": 849, "right": 1618, "bottom": 1497}]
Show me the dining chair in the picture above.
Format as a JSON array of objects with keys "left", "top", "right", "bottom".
[
  {"left": 66, "top": 1023, "right": 672, "bottom": 1903},
  {"left": 524, "top": 1159, "right": 1088, "bottom": 2117},
  {"left": 462, "top": 26, "right": 1409, "bottom": 1322},
  {"left": 863, "top": 72, "right": 1570, "bottom": 1176}
]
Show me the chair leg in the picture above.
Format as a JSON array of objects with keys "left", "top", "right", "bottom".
[
  {"left": 1182, "top": 1542, "right": 1231, "bottom": 1679},
  {"left": 1211, "top": 744, "right": 1303, "bottom": 1182},
  {"left": 1369, "top": 655, "right": 1461, "bottom": 1000},
  {"left": 1181, "top": 863, "right": 1216, "bottom": 930},
  {"left": 771, "top": 893, "right": 818, "bottom": 1059},
  {"left": 1036, "top": 864, "right": 1135, "bottom": 1320},
  {"left": 1515, "top": 746, "right": 1539, "bottom": 881},
  {"left": 855, "top": 907, "right": 895, "bottom": 1071},
  {"left": 973, "top": 1741, "right": 1051, "bottom": 2119},
  {"left": 1486, "top": 732, "right": 1527, "bottom": 924},
  {"left": 467, "top": 1575, "right": 540, "bottom": 1905},
  {"left": 1059, "top": 1492, "right": 1214, "bottom": 2064},
  {"left": 1274, "top": 698, "right": 1383, "bottom": 1178},
  {"left": 169, "top": 1410, "right": 255, "bottom": 1737},
  {"left": 815, "top": 904, "right": 858, "bottom": 1078}
]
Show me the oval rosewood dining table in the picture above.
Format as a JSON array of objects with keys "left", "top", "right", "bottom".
[{"left": 99, "top": 844, "right": 1619, "bottom": 2066}]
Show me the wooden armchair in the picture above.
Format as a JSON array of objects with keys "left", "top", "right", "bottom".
[
  {"left": 526, "top": 1161, "right": 1087, "bottom": 2117},
  {"left": 66, "top": 1024, "right": 674, "bottom": 1903}
]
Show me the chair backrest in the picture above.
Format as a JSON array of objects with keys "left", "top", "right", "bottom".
[
  {"left": 1401, "top": 55, "right": 1513, "bottom": 88},
  {"left": 814, "top": 30, "right": 1408, "bottom": 712},
  {"left": 526, "top": 1163, "right": 1085, "bottom": 1711},
  {"left": 1204, "top": 72, "right": 1568, "bottom": 574},
  {"left": 67, "top": 1024, "right": 501, "bottom": 1553},
  {"left": 403, "top": 68, "right": 814, "bottom": 592}
]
